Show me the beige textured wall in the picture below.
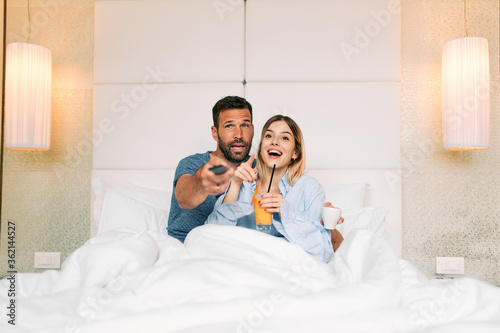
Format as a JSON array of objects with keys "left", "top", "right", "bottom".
[
  {"left": 1, "top": 3, "right": 4, "bottom": 183},
  {"left": 0, "top": 0, "right": 94, "bottom": 275},
  {"left": 402, "top": 0, "right": 499, "bottom": 285}
]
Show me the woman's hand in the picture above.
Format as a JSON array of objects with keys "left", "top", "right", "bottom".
[
  {"left": 232, "top": 154, "right": 257, "bottom": 186},
  {"left": 223, "top": 154, "right": 257, "bottom": 204},
  {"left": 323, "top": 202, "right": 344, "bottom": 252},
  {"left": 259, "top": 192, "right": 284, "bottom": 216},
  {"left": 321, "top": 202, "right": 344, "bottom": 226}
]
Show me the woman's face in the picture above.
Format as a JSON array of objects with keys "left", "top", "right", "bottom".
[{"left": 259, "top": 120, "right": 298, "bottom": 171}]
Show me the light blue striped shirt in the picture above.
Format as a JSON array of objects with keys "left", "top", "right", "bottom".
[{"left": 205, "top": 171, "right": 333, "bottom": 262}]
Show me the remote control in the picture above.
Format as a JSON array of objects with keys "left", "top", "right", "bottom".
[{"left": 209, "top": 165, "right": 228, "bottom": 175}]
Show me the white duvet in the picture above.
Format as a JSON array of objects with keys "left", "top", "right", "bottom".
[{"left": 1, "top": 224, "right": 499, "bottom": 333}]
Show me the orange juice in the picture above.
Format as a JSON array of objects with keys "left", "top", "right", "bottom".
[{"left": 254, "top": 198, "right": 272, "bottom": 226}]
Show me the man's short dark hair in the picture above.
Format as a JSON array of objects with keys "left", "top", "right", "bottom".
[{"left": 212, "top": 96, "right": 253, "bottom": 128}]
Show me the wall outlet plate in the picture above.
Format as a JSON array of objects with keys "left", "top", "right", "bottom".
[
  {"left": 436, "top": 257, "right": 464, "bottom": 274},
  {"left": 34, "top": 252, "right": 61, "bottom": 269}
]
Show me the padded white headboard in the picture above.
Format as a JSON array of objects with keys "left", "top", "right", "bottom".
[
  {"left": 93, "top": 0, "right": 402, "bottom": 256},
  {"left": 91, "top": 169, "right": 402, "bottom": 257}
]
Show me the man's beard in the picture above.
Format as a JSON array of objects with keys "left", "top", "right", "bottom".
[{"left": 218, "top": 137, "right": 251, "bottom": 163}]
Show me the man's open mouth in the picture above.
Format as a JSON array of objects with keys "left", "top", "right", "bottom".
[{"left": 231, "top": 143, "right": 246, "bottom": 152}]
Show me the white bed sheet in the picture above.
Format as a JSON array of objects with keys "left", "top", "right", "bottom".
[{"left": 1, "top": 225, "right": 498, "bottom": 333}]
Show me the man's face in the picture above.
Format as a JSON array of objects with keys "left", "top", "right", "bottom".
[{"left": 212, "top": 109, "right": 253, "bottom": 163}]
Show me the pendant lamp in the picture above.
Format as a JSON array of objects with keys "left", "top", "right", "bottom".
[{"left": 4, "top": 42, "right": 52, "bottom": 151}]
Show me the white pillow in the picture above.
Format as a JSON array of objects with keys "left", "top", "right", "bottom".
[
  {"left": 336, "top": 207, "right": 389, "bottom": 239},
  {"left": 92, "top": 178, "right": 172, "bottom": 233},
  {"left": 99, "top": 191, "right": 169, "bottom": 234},
  {"left": 323, "top": 183, "right": 367, "bottom": 210}
]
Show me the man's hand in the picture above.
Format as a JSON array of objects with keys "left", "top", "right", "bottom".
[
  {"left": 175, "top": 156, "right": 234, "bottom": 209},
  {"left": 331, "top": 229, "right": 344, "bottom": 252},
  {"left": 198, "top": 156, "right": 234, "bottom": 195}
]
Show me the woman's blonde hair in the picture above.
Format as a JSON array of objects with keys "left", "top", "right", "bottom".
[{"left": 256, "top": 115, "right": 306, "bottom": 186}]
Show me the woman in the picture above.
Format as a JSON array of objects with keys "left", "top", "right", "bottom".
[{"left": 205, "top": 115, "right": 333, "bottom": 262}]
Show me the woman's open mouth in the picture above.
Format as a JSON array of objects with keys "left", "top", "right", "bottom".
[{"left": 267, "top": 149, "right": 282, "bottom": 158}]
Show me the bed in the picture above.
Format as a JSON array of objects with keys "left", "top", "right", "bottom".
[
  {"left": 1, "top": 191, "right": 499, "bottom": 332},
  {"left": 1, "top": 168, "right": 499, "bottom": 332}
]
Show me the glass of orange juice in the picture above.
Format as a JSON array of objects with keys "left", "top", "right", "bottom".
[{"left": 254, "top": 195, "right": 272, "bottom": 232}]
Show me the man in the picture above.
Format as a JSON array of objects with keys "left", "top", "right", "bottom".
[{"left": 167, "top": 96, "right": 254, "bottom": 242}]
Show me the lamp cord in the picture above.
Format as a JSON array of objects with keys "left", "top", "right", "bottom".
[
  {"left": 27, "top": 0, "right": 31, "bottom": 43},
  {"left": 0, "top": 0, "right": 7, "bottom": 248},
  {"left": 464, "top": 0, "right": 469, "bottom": 37}
]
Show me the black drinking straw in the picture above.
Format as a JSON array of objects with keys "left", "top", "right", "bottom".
[{"left": 267, "top": 164, "right": 276, "bottom": 193}]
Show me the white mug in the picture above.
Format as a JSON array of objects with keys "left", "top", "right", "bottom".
[{"left": 322, "top": 206, "right": 342, "bottom": 229}]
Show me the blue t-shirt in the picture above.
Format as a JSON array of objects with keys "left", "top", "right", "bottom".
[{"left": 167, "top": 151, "right": 220, "bottom": 242}]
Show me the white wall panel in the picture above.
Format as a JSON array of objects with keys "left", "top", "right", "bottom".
[
  {"left": 245, "top": 82, "right": 400, "bottom": 169},
  {"left": 93, "top": 0, "right": 403, "bottom": 254},
  {"left": 246, "top": 0, "right": 401, "bottom": 82},
  {"left": 95, "top": 0, "right": 245, "bottom": 83},
  {"left": 93, "top": 83, "right": 244, "bottom": 169}
]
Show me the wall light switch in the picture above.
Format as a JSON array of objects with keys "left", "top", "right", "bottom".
[
  {"left": 34, "top": 252, "right": 61, "bottom": 269},
  {"left": 436, "top": 257, "right": 464, "bottom": 274}
]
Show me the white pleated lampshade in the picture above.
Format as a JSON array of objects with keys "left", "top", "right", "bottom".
[
  {"left": 5, "top": 42, "right": 52, "bottom": 151},
  {"left": 442, "top": 37, "right": 490, "bottom": 151}
]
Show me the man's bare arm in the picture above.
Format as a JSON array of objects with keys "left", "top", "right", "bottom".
[
  {"left": 175, "top": 172, "right": 209, "bottom": 209},
  {"left": 175, "top": 158, "right": 234, "bottom": 209}
]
